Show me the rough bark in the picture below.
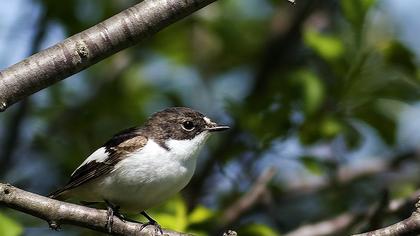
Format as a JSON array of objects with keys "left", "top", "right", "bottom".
[
  {"left": 353, "top": 192, "right": 420, "bottom": 236},
  {"left": 0, "top": 0, "right": 216, "bottom": 111},
  {"left": 0, "top": 183, "right": 190, "bottom": 235},
  {"left": 353, "top": 213, "right": 420, "bottom": 236}
]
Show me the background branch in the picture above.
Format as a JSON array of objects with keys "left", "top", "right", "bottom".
[
  {"left": 0, "top": 0, "right": 216, "bottom": 111},
  {"left": 221, "top": 167, "right": 276, "bottom": 227},
  {"left": 0, "top": 183, "right": 190, "bottom": 236},
  {"left": 285, "top": 190, "right": 420, "bottom": 236},
  {"left": 353, "top": 212, "right": 420, "bottom": 236},
  {"left": 353, "top": 191, "right": 420, "bottom": 236}
]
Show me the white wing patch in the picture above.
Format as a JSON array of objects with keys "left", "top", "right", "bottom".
[{"left": 71, "top": 147, "right": 109, "bottom": 176}]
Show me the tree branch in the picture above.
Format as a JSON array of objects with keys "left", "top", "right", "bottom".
[
  {"left": 0, "top": 183, "right": 190, "bottom": 235},
  {"left": 0, "top": 0, "right": 216, "bottom": 111},
  {"left": 353, "top": 213, "right": 420, "bottom": 236},
  {"left": 353, "top": 195, "right": 420, "bottom": 236}
]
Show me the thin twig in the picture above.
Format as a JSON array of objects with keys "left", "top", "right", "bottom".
[{"left": 0, "top": 183, "right": 190, "bottom": 236}]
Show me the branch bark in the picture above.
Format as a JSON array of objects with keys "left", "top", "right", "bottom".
[
  {"left": 0, "top": 0, "right": 216, "bottom": 111},
  {"left": 353, "top": 192, "right": 420, "bottom": 236},
  {"left": 0, "top": 183, "right": 190, "bottom": 235},
  {"left": 353, "top": 213, "right": 420, "bottom": 236}
]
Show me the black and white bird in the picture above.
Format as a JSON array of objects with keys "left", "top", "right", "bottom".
[{"left": 49, "top": 107, "right": 229, "bottom": 233}]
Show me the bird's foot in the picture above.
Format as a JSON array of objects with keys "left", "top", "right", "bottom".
[
  {"left": 140, "top": 211, "right": 163, "bottom": 235},
  {"left": 48, "top": 220, "right": 61, "bottom": 231},
  {"left": 105, "top": 205, "right": 115, "bottom": 233},
  {"left": 105, "top": 200, "right": 126, "bottom": 233}
]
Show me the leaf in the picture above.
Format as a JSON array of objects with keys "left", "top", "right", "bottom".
[
  {"left": 320, "top": 117, "right": 342, "bottom": 138},
  {"left": 238, "top": 223, "right": 279, "bottom": 236},
  {"left": 292, "top": 70, "right": 325, "bottom": 115},
  {"left": 188, "top": 205, "right": 214, "bottom": 224},
  {"left": 304, "top": 30, "right": 344, "bottom": 62},
  {"left": 391, "top": 182, "right": 416, "bottom": 199},
  {"left": 0, "top": 212, "right": 23, "bottom": 236},
  {"left": 382, "top": 40, "right": 417, "bottom": 75},
  {"left": 341, "top": 0, "right": 376, "bottom": 28},
  {"left": 301, "top": 156, "right": 324, "bottom": 176},
  {"left": 149, "top": 195, "right": 188, "bottom": 232}
]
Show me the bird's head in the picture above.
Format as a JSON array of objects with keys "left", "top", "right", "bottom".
[{"left": 144, "top": 107, "right": 229, "bottom": 156}]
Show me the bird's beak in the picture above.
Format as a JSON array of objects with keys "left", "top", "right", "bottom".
[{"left": 203, "top": 117, "right": 230, "bottom": 132}]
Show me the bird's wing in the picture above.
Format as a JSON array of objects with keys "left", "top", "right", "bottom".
[{"left": 49, "top": 128, "right": 148, "bottom": 199}]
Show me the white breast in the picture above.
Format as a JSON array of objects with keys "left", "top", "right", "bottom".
[{"left": 82, "top": 132, "right": 210, "bottom": 212}]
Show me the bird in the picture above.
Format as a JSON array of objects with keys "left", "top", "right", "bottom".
[{"left": 48, "top": 107, "right": 229, "bottom": 234}]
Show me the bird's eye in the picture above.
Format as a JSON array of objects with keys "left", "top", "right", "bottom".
[{"left": 182, "top": 121, "right": 195, "bottom": 131}]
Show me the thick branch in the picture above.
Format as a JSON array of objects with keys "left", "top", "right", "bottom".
[
  {"left": 0, "top": 0, "right": 216, "bottom": 111},
  {"left": 0, "top": 183, "right": 190, "bottom": 235}
]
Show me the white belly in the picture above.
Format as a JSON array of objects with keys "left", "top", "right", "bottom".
[
  {"left": 72, "top": 137, "right": 205, "bottom": 213},
  {"left": 100, "top": 154, "right": 196, "bottom": 212}
]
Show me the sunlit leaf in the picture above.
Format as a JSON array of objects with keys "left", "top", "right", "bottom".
[
  {"left": 304, "top": 30, "right": 344, "bottom": 62},
  {"left": 238, "top": 223, "right": 279, "bottom": 236},
  {"left": 188, "top": 205, "right": 214, "bottom": 224},
  {"left": 321, "top": 117, "right": 342, "bottom": 138},
  {"left": 150, "top": 195, "right": 188, "bottom": 232},
  {"left": 0, "top": 213, "right": 23, "bottom": 236}
]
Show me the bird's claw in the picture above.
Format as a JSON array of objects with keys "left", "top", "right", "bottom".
[
  {"left": 140, "top": 211, "right": 163, "bottom": 235},
  {"left": 139, "top": 219, "right": 163, "bottom": 235},
  {"left": 105, "top": 206, "right": 114, "bottom": 233},
  {"left": 48, "top": 220, "right": 61, "bottom": 231},
  {"left": 105, "top": 200, "right": 126, "bottom": 233}
]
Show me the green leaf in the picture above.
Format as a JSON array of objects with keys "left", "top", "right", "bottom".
[
  {"left": 321, "top": 117, "right": 342, "bottom": 138},
  {"left": 0, "top": 212, "right": 23, "bottom": 236},
  {"left": 382, "top": 40, "right": 417, "bottom": 75},
  {"left": 149, "top": 195, "right": 188, "bottom": 232},
  {"left": 391, "top": 182, "right": 416, "bottom": 199},
  {"left": 188, "top": 205, "right": 214, "bottom": 224},
  {"left": 301, "top": 156, "right": 324, "bottom": 176},
  {"left": 238, "top": 223, "right": 279, "bottom": 236},
  {"left": 293, "top": 70, "right": 325, "bottom": 115},
  {"left": 341, "top": 0, "right": 376, "bottom": 28},
  {"left": 304, "top": 30, "right": 344, "bottom": 62}
]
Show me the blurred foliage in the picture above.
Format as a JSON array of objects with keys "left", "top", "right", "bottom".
[
  {"left": 1, "top": 0, "right": 420, "bottom": 235},
  {"left": 0, "top": 212, "right": 23, "bottom": 236}
]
